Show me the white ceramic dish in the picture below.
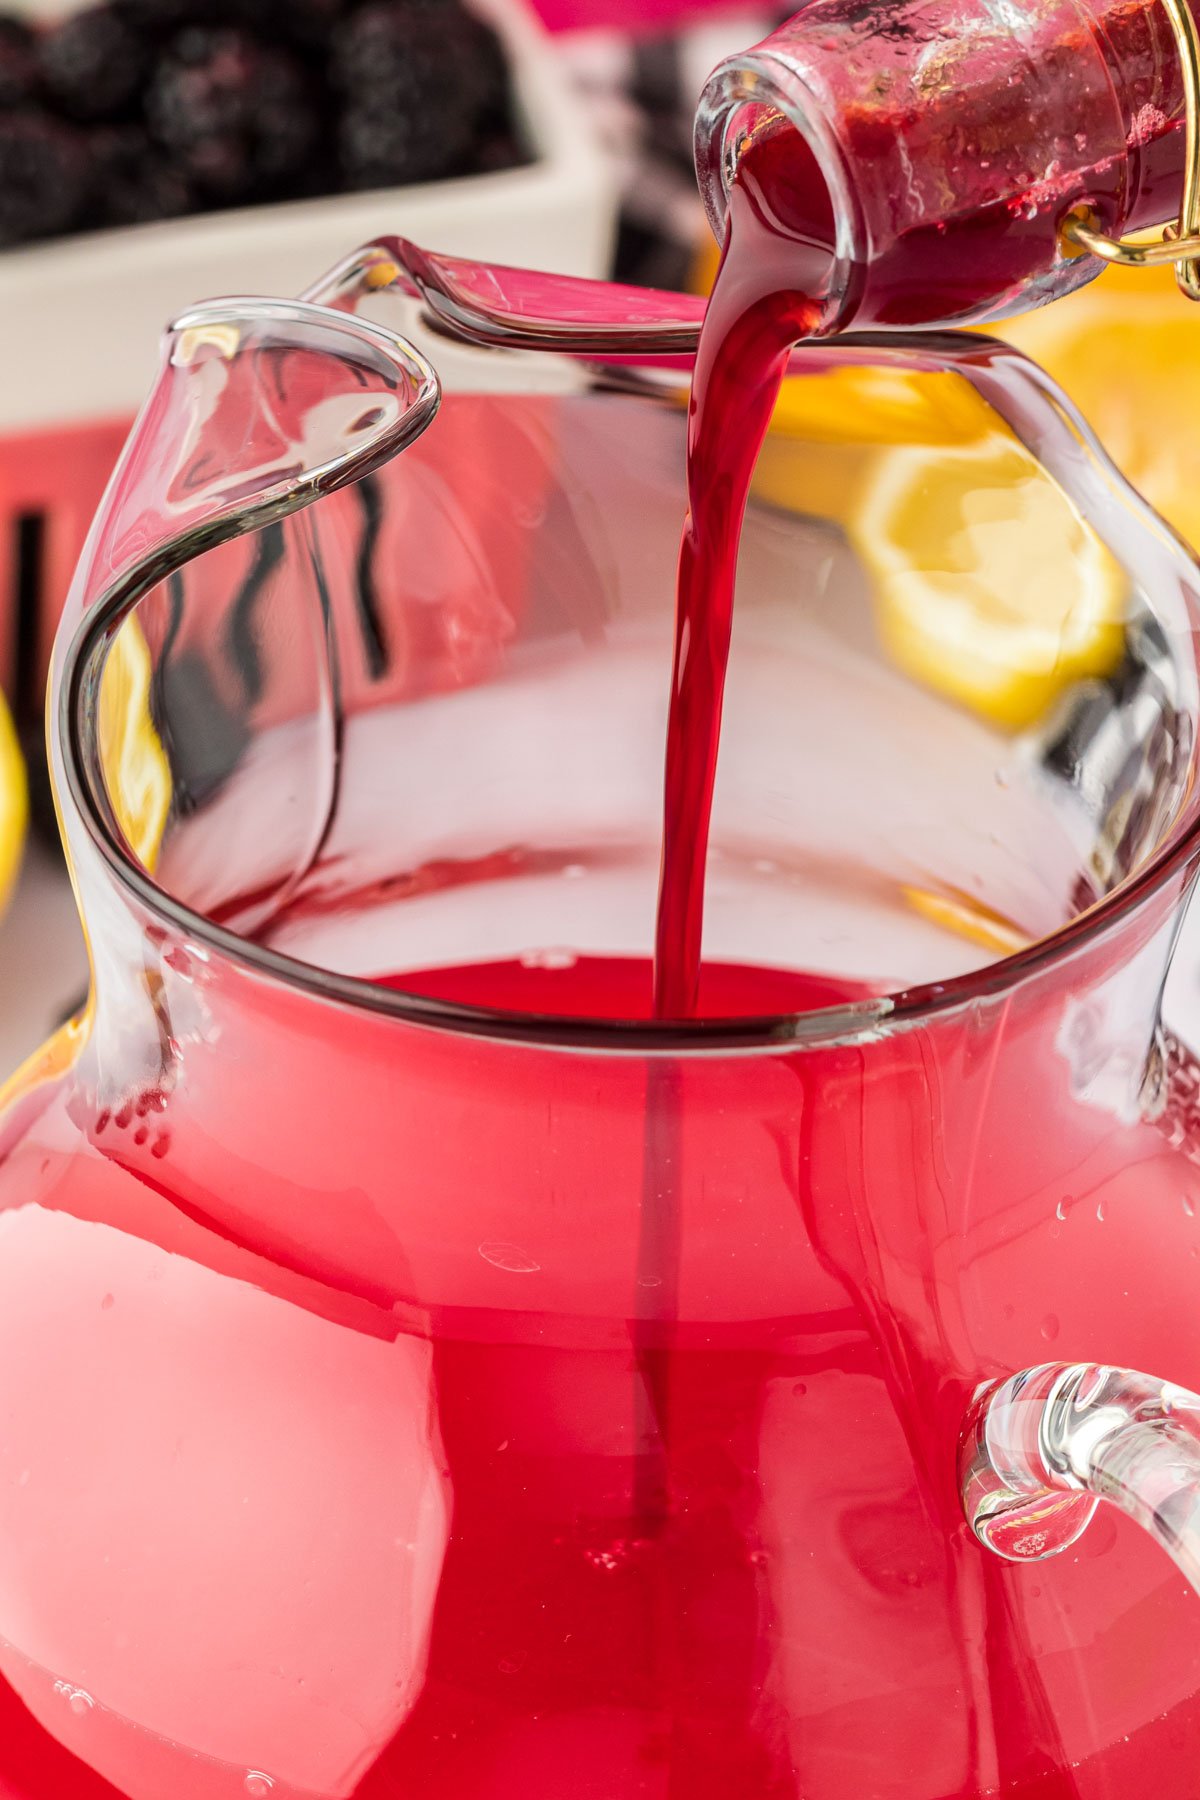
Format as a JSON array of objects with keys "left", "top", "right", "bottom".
[{"left": 0, "top": 0, "right": 617, "bottom": 430}]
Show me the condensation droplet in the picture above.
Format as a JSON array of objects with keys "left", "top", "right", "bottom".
[
  {"left": 244, "top": 1775, "right": 274, "bottom": 1798},
  {"left": 562, "top": 864, "right": 586, "bottom": 880},
  {"left": 792, "top": 1381, "right": 807, "bottom": 1398},
  {"left": 994, "top": 769, "right": 1009, "bottom": 789},
  {"left": 1097, "top": 1199, "right": 1106, "bottom": 1223},
  {"left": 1040, "top": 1314, "right": 1060, "bottom": 1343},
  {"left": 100, "top": 1293, "right": 115, "bottom": 1312},
  {"left": 1055, "top": 1199, "right": 1067, "bottom": 1223},
  {"left": 1184, "top": 1195, "right": 1196, "bottom": 1219},
  {"left": 478, "top": 1242, "right": 541, "bottom": 1274},
  {"left": 752, "top": 858, "right": 778, "bottom": 875},
  {"left": 519, "top": 948, "right": 578, "bottom": 971}
]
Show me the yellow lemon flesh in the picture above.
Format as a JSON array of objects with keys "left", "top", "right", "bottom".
[
  {"left": 749, "top": 362, "right": 1002, "bottom": 521},
  {"left": 854, "top": 439, "right": 1127, "bottom": 731},
  {"left": 97, "top": 617, "right": 172, "bottom": 875},
  {"left": 0, "top": 688, "right": 26, "bottom": 917},
  {"left": 688, "top": 235, "right": 1130, "bottom": 733},
  {"left": 995, "top": 259, "right": 1200, "bottom": 551},
  {"left": 749, "top": 375, "right": 1127, "bottom": 732}
]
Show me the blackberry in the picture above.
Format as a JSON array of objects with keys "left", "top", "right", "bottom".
[
  {"left": 333, "top": 1, "right": 464, "bottom": 96},
  {"left": 110, "top": 0, "right": 214, "bottom": 39},
  {"left": 338, "top": 96, "right": 468, "bottom": 188},
  {"left": 333, "top": 3, "right": 505, "bottom": 188},
  {"left": 91, "top": 124, "right": 195, "bottom": 226},
  {"left": 218, "top": 0, "right": 349, "bottom": 55},
  {"left": 39, "top": 5, "right": 149, "bottom": 122},
  {"left": 145, "top": 26, "right": 316, "bottom": 204},
  {"left": 0, "top": 17, "right": 38, "bottom": 111},
  {"left": 0, "top": 112, "right": 89, "bottom": 246},
  {"left": 119, "top": 0, "right": 347, "bottom": 51}
]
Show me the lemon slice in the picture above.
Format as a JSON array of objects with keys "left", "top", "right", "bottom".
[
  {"left": 688, "top": 230, "right": 1131, "bottom": 731},
  {"left": 853, "top": 439, "right": 1127, "bottom": 731},
  {"left": 0, "top": 688, "right": 26, "bottom": 917},
  {"left": 996, "top": 260, "right": 1200, "bottom": 551},
  {"left": 751, "top": 362, "right": 1006, "bottom": 525},
  {"left": 96, "top": 618, "right": 171, "bottom": 874}
]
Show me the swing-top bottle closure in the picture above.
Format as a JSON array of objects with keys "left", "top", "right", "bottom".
[{"left": 1063, "top": 0, "right": 1200, "bottom": 298}]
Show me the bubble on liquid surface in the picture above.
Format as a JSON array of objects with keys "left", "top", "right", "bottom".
[
  {"left": 244, "top": 1775, "right": 274, "bottom": 1798},
  {"left": 519, "top": 948, "right": 578, "bottom": 971},
  {"left": 54, "top": 1683, "right": 93, "bottom": 1716},
  {"left": 478, "top": 1242, "right": 541, "bottom": 1274},
  {"left": 585, "top": 1549, "right": 621, "bottom": 1571}
]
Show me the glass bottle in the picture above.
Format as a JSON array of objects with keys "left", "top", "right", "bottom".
[{"left": 695, "top": 0, "right": 1200, "bottom": 330}]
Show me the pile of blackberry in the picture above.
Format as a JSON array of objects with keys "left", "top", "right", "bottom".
[{"left": 0, "top": 0, "right": 524, "bottom": 250}]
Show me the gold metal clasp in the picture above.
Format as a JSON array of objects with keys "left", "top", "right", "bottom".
[{"left": 1061, "top": 0, "right": 1200, "bottom": 300}]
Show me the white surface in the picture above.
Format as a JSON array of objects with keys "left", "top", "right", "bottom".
[{"left": 0, "top": 0, "right": 617, "bottom": 430}]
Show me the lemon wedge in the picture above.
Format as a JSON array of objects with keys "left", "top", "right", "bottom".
[
  {"left": 853, "top": 438, "right": 1127, "bottom": 731},
  {"left": 96, "top": 618, "right": 171, "bottom": 874},
  {"left": 995, "top": 259, "right": 1200, "bottom": 551},
  {"left": 0, "top": 688, "right": 26, "bottom": 917},
  {"left": 687, "top": 234, "right": 1134, "bottom": 732},
  {"left": 750, "top": 362, "right": 1003, "bottom": 522}
]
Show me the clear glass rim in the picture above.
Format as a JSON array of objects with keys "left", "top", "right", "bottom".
[
  {"left": 57, "top": 317, "right": 1200, "bottom": 1056},
  {"left": 693, "top": 47, "right": 864, "bottom": 335},
  {"left": 62, "top": 577, "right": 1200, "bottom": 1057}
]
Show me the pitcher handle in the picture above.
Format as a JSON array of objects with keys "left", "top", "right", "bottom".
[{"left": 960, "top": 1361, "right": 1200, "bottom": 1587}]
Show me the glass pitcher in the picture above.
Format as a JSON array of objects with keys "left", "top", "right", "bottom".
[{"left": 3, "top": 242, "right": 1200, "bottom": 1800}]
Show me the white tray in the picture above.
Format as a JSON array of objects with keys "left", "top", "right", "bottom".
[{"left": 0, "top": 0, "right": 617, "bottom": 430}]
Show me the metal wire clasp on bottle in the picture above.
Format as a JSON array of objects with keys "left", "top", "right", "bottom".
[{"left": 1061, "top": 0, "right": 1200, "bottom": 297}]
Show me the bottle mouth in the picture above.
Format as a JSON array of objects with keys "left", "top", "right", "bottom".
[
  {"left": 52, "top": 284, "right": 1200, "bottom": 1057},
  {"left": 693, "top": 48, "right": 865, "bottom": 337}
]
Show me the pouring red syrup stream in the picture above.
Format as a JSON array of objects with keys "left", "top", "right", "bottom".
[
  {"left": 652, "top": 123, "right": 839, "bottom": 1018},
  {"left": 646, "top": 118, "right": 1081, "bottom": 1783}
]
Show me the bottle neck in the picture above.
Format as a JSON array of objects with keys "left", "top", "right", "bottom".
[{"left": 694, "top": 0, "right": 1167, "bottom": 332}]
